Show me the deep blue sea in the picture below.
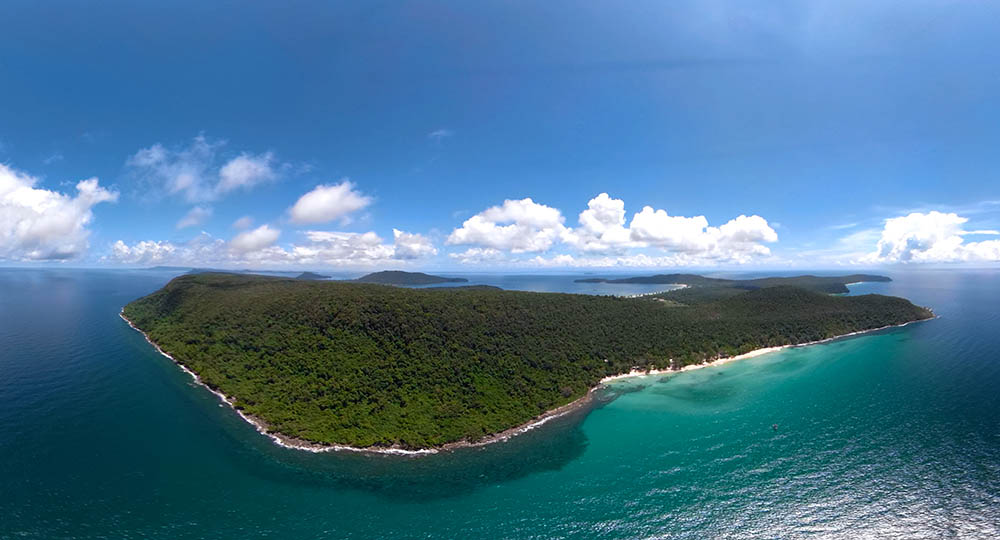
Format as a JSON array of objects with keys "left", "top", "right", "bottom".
[{"left": 1, "top": 268, "right": 998, "bottom": 538}]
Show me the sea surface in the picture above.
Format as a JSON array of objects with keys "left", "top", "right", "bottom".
[{"left": 1, "top": 268, "right": 998, "bottom": 538}]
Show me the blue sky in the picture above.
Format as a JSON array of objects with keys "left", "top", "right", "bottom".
[{"left": 1, "top": 0, "right": 999, "bottom": 270}]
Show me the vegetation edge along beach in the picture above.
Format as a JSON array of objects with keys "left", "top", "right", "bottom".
[{"left": 122, "top": 272, "right": 934, "bottom": 454}]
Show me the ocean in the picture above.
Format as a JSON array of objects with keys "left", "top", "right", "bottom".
[{"left": 1, "top": 268, "right": 998, "bottom": 538}]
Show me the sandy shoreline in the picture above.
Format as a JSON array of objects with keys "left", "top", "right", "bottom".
[
  {"left": 618, "top": 283, "right": 688, "bottom": 299},
  {"left": 122, "top": 308, "right": 934, "bottom": 457},
  {"left": 599, "top": 316, "right": 935, "bottom": 384}
]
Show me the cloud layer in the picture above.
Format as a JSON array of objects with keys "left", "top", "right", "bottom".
[
  {"left": 107, "top": 227, "right": 436, "bottom": 268},
  {"left": 1, "top": 163, "right": 117, "bottom": 260},
  {"left": 448, "top": 193, "right": 778, "bottom": 265}
]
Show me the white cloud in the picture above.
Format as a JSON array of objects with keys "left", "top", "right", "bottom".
[
  {"left": 624, "top": 206, "right": 777, "bottom": 262},
  {"left": 864, "top": 211, "right": 1000, "bottom": 263},
  {"left": 0, "top": 163, "right": 117, "bottom": 260},
  {"left": 110, "top": 240, "right": 177, "bottom": 265},
  {"left": 448, "top": 193, "right": 778, "bottom": 264},
  {"left": 107, "top": 228, "right": 437, "bottom": 268},
  {"left": 217, "top": 152, "right": 277, "bottom": 194},
  {"left": 449, "top": 247, "right": 505, "bottom": 265},
  {"left": 106, "top": 233, "right": 226, "bottom": 267},
  {"left": 232, "top": 216, "right": 254, "bottom": 230},
  {"left": 447, "top": 198, "right": 569, "bottom": 253},
  {"left": 629, "top": 207, "right": 714, "bottom": 251},
  {"left": 393, "top": 229, "right": 437, "bottom": 259},
  {"left": 428, "top": 128, "right": 454, "bottom": 140},
  {"left": 290, "top": 231, "right": 396, "bottom": 265},
  {"left": 568, "top": 193, "right": 634, "bottom": 252},
  {"left": 127, "top": 136, "right": 281, "bottom": 202},
  {"left": 828, "top": 221, "right": 859, "bottom": 230},
  {"left": 528, "top": 253, "right": 578, "bottom": 267},
  {"left": 289, "top": 181, "right": 373, "bottom": 224},
  {"left": 127, "top": 135, "right": 220, "bottom": 202},
  {"left": 229, "top": 224, "right": 281, "bottom": 253},
  {"left": 176, "top": 206, "right": 212, "bottom": 229},
  {"left": 505, "top": 251, "right": 767, "bottom": 269}
]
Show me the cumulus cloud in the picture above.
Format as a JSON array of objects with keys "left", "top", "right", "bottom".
[
  {"left": 127, "top": 135, "right": 281, "bottom": 202},
  {"left": 106, "top": 233, "right": 226, "bottom": 266},
  {"left": 864, "top": 211, "right": 1000, "bottom": 263},
  {"left": 110, "top": 239, "right": 177, "bottom": 265},
  {"left": 176, "top": 206, "right": 212, "bottom": 229},
  {"left": 229, "top": 224, "right": 281, "bottom": 253},
  {"left": 290, "top": 231, "right": 396, "bottom": 264},
  {"left": 567, "top": 193, "right": 634, "bottom": 252},
  {"left": 447, "top": 198, "right": 569, "bottom": 253},
  {"left": 449, "top": 247, "right": 505, "bottom": 265},
  {"left": 526, "top": 252, "right": 748, "bottom": 268},
  {"left": 628, "top": 208, "right": 776, "bottom": 261},
  {"left": 392, "top": 229, "right": 437, "bottom": 259},
  {"left": 217, "top": 152, "right": 277, "bottom": 194},
  {"left": 0, "top": 163, "right": 117, "bottom": 260},
  {"left": 628, "top": 207, "right": 714, "bottom": 251},
  {"left": 107, "top": 227, "right": 437, "bottom": 268},
  {"left": 289, "top": 181, "right": 373, "bottom": 224},
  {"left": 448, "top": 193, "right": 778, "bottom": 264}
]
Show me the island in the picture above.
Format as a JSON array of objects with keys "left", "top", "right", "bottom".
[
  {"left": 122, "top": 273, "right": 932, "bottom": 452},
  {"left": 353, "top": 270, "right": 468, "bottom": 286},
  {"left": 296, "top": 271, "right": 331, "bottom": 280},
  {"left": 576, "top": 273, "right": 891, "bottom": 294}
]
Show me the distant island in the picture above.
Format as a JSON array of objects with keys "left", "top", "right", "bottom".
[
  {"left": 122, "top": 272, "right": 932, "bottom": 452},
  {"left": 296, "top": 272, "right": 331, "bottom": 280},
  {"left": 576, "top": 273, "right": 891, "bottom": 294},
  {"left": 354, "top": 270, "right": 468, "bottom": 286}
]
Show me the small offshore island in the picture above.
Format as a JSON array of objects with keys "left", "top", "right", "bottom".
[
  {"left": 353, "top": 270, "right": 469, "bottom": 286},
  {"left": 122, "top": 272, "right": 933, "bottom": 453}
]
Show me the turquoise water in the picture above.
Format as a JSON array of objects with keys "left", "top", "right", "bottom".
[
  {"left": 404, "top": 274, "right": 684, "bottom": 296},
  {"left": 1, "top": 269, "right": 998, "bottom": 538}
]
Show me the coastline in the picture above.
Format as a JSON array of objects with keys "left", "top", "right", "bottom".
[
  {"left": 599, "top": 315, "right": 936, "bottom": 384},
  {"left": 122, "top": 308, "right": 934, "bottom": 457},
  {"left": 618, "top": 283, "right": 688, "bottom": 299},
  {"left": 122, "top": 309, "right": 598, "bottom": 456}
]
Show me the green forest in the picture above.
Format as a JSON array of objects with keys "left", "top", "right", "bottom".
[
  {"left": 576, "top": 273, "right": 891, "bottom": 294},
  {"left": 123, "top": 273, "right": 932, "bottom": 450},
  {"left": 354, "top": 270, "right": 468, "bottom": 285}
]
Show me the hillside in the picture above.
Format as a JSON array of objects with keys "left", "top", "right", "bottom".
[
  {"left": 354, "top": 270, "right": 468, "bottom": 286},
  {"left": 296, "top": 272, "right": 331, "bottom": 280},
  {"left": 577, "top": 273, "right": 891, "bottom": 294},
  {"left": 123, "top": 273, "right": 932, "bottom": 450}
]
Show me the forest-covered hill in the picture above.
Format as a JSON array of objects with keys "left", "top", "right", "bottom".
[{"left": 354, "top": 270, "right": 468, "bottom": 285}]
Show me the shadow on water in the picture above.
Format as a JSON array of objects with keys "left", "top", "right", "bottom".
[{"left": 219, "top": 388, "right": 628, "bottom": 501}]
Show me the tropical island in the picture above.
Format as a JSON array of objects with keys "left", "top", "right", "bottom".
[
  {"left": 296, "top": 271, "right": 331, "bottom": 280},
  {"left": 122, "top": 272, "right": 932, "bottom": 452},
  {"left": 353, "top": 270, "right": 468, "bottom": 286}
]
